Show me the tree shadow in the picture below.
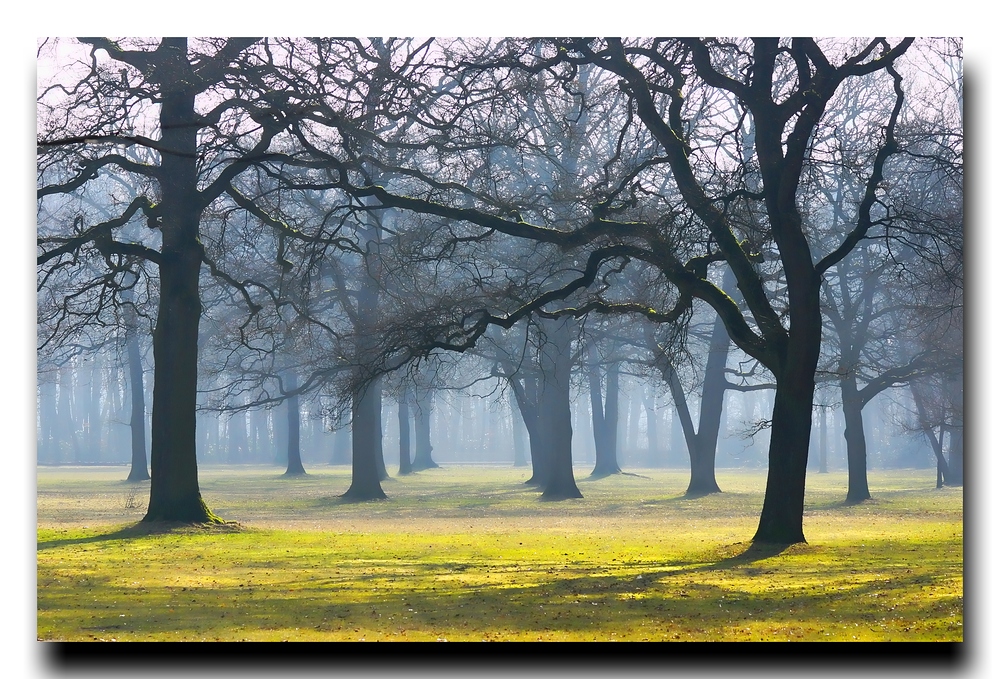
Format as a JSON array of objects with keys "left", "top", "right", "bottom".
[
  {"left": 37, "top": 520, "right": 244, "bottom": 551},
  {"left": 709, "top": 541, "right": 793, "bottom": 568}
]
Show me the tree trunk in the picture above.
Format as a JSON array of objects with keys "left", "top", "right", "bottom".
[
  {"left": 751, "top": 281, "right": 821, "bottom": 544},
  {"left": 89, "top": 357, "right": 104, "bottom": 462},
  {"left": 588, "top": 346, "right": 621, "bottom": 477},
  {"left": 412, "top": 389, "right": 438, "bottom": 470},
  {"left": 946, "top": 426, "right": 963, "bottom": 486},
  {"left": 517, "top": 377, "right": 548, "bottom": 485},
  {"left": 664, "top": 362, "right": 722, "bottom": 496},
  {"left": 38, "top": 378, "right": 58, "bottom": 464},
  {"left": 124, "top": 299, "right": 150, "bottom": 482},
  {"left": 818, "top": 406, "right": 829, "bottom": 474},
  {"left": 509, "top": 390, "right": 528, "bottom": 467},
  {"left": 227, "top": 410, "right": 248, "bottom": 464},
  {"left": 398, "top": 389, "right": 413, "bottom": 475},
  {"left": 643, "top": 387, "right": 658, "bottom": 466},
  {"left": 911, "top": 386, "right": 949, "bottom": 488},
  {"left": 539, "top": 318, "right": 582, "bottom": 500},
  {"left": 143, "top": 44, "right": 218, "bottom": 522},
  {"left": 284, "top": 372, "right": 306, "bottom": 476},
  {"left": 342, "top": 379, "right": 387, "bottom": 500},
  {"left": 373, "top": 385, "right": 388, "bottom": 481},
  {"left": 687, "top": 307, "right": 732, "bottom": 495},
  {"left": 842, "top": 381, "right": 871, "bottom": 504}
]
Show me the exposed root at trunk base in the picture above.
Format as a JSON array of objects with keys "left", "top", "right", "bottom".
[
  {"left": 684, "top": 486, "right": 723, "bottom": 498},
  {"left": 141, "top": 498, "right": 224, "bottom": 525},
  {"left": 539, "top": 488, "right": 584, "bottom": 501},
  {"left": 339, "top": 489, "right": 388, "bottom": 503}
]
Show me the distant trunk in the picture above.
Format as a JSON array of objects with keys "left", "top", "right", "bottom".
[
  {"left": 124, "top": 299, "right": 150, "bottom": 482},
  {"left": 284, "top": 372, "right": 306, "bottom": 476},
  {"left": 373, "top": 385, "right": 388, "bottom": 481},
  {"left": 58, "top": 365, "right": 80, "bottom": 464},
  {"left": 515, "top": 376, "right": 548, "bottom": 485},
  {"left": 841, "top": 379, "right": 871, "bottom": 504},
  {"left": 686, "top": 309, "right": 731, "bottom": 495},
  {"left": 664, "top": 362, "right": 722, "bottom": 496},
  {"left": 643, "top": 388, "right": 658, "bottom": 466},
  {"left": 73, "top": 361, "right": 89, "bottom": 462},
  {"left": 412, "top": 389, "right": 438, "bottom": 470},
  {"left": 227, "top": 410, "right": 248, "bottom": 464},
  {"left": 87, "top": 357, "right": 103, "bottom": 462},
  {"left": 538, "top": 318, "right": 582, "bottom": 500},
  {"left": 250, "top": 407, "right": 270, "bottom": 463},
  {"left": 38, "top": 378, "right": 58, "bottom": 464},
  {"left": 946, "top": 426, "right": 963, "bottom": 486},
  {"left": 931, "top": 430, "right": 947, "bottom": 488},
  {"left": 509, "top": 390, "right": 528, "bottom": 467},
  {"left": 398, "top": 389, "right": 413, "bottom": 475},
  {"left": 817, "top": 406, "right": 829, "bottom": 474},
  {"left": 588, "top": 346, "right": 621, "bottom": 478},
  {"left": 911, "top": 386, "right": 949, "bottom": 488},
  {"left": 342, "top": 379, "right": 387, "bottom": 500}
]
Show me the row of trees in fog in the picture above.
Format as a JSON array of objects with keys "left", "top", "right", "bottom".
[
  {"left": 38, "top": 343, "right": 945, "bottom": 471},
  {"left": 37, "top": 38, "right": 963, "bottom": 544}
]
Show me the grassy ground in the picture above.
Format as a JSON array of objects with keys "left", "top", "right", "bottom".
[{"left": 36, "top": 465, "right": 963, "bottom": 641}]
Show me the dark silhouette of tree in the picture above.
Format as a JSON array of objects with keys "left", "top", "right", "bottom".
[
  {"left": 326, "top": 38, "right": 916, "bottom": 543},
  {"left": 38, "top": 38, "right": 359, "bottom": 520}
]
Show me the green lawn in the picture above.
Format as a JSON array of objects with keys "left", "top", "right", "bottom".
[{"left": 37, "top": 465, "right": 962, "bottom": 641}]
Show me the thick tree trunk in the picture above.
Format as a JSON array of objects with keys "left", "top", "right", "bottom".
[
  {"left": 125, "top": 301, "right": 150, "bottom": 482},
  {"left": 143, "top": 47, "right": 217, "bottom": 523},
  {"left": 284, "top": 372, "right": 306, "bottom": 476},
  {"left": 752, "top": 368, "right": 814, "bottom": 543},
  {"left": 539, "top": 318, "right": 582, "bottom": 500},
  {"left": 752, "top": 282, "right": 821, "bottom": 544},
  {"left": 342, "top": 379, "right": 387, "bottom": 500},
  {"left": 412, "top": 389, "right": 438, "bottom": 471},
  {"left": 398, "top": 389, "right": 413, "bottom": 475},
  {"left": 842, "top": 382, "right": 871, "bottom": 503}
]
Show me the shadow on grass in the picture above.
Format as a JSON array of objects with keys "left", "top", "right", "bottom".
[
  {"left": 38, "top": 543, "right": 962, "bottom": 642},
  {"left": 38, "top": 521, "right": 245, "bottom": 551}
]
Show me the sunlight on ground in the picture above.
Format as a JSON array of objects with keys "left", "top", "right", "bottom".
[{"left": 37, "top": 465, "right": 962, "bottom": 641}]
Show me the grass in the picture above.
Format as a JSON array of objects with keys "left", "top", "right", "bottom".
[{"left": 37, "top": 465, "right": 963, "bottom": 641}]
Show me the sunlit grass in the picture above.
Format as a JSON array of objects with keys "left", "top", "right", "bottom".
[{"left": 37, "top": 465, "right": 962, "bottom": 641}]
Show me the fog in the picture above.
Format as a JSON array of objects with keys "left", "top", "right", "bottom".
[{"left": 36, "top": 38, "right": 963, "bottom": 539}]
